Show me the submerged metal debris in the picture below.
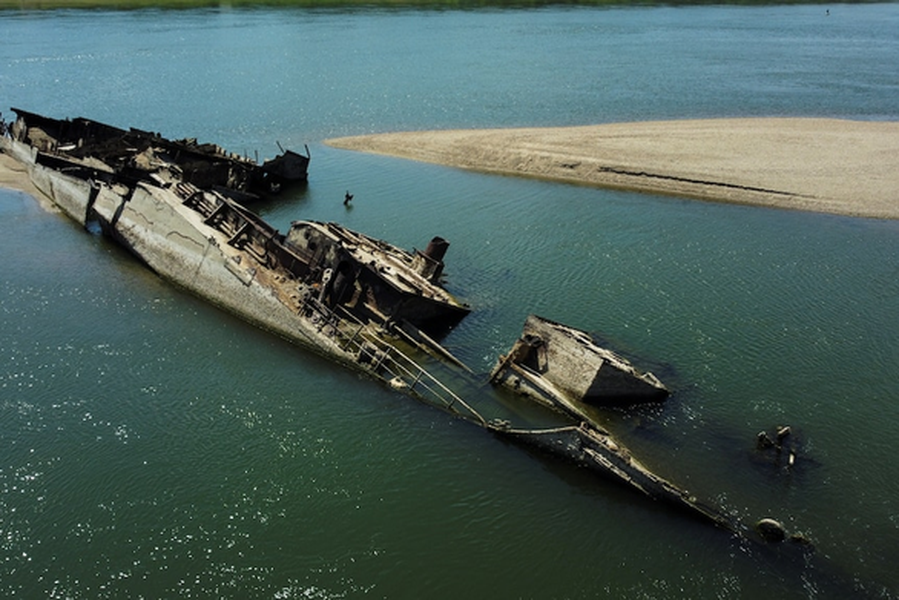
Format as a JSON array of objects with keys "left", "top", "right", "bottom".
[{"left": 491, "top": 314, "right": 669, "bottom": 419}]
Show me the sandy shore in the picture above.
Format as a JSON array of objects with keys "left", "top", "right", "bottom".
[{"left": 326, "top": 118, "right": 899, "bottom": 220}]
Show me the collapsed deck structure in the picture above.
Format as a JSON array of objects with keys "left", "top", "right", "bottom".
[
  {"left": 5, "top": 107, "right": 309, "bottom": 203},
  {"left": 2, "top": 108, "right": 743, "bottom": 535}
]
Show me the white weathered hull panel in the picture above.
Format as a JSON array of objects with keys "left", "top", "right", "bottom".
[{"left": 39, "top": 169, "right": 350, "bottom": 363}]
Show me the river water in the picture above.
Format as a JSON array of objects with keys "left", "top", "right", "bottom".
[{"left": 2, "top": 4, "right": 899, "bottom": 598}]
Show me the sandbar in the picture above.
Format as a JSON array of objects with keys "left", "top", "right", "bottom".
[{"left": 326, "top": 118, "right": 899, "bottom": 220}]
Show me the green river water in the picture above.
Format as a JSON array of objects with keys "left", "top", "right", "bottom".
[{"left": 2, "top": 4, "right": 898, "bottom": 598}]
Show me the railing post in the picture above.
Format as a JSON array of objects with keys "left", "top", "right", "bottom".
[
  {"left": 409, "top": 368, "right": 423, "bottom": 392},
  {"left": 341, "top": 323, "right": 365, "bottom": 352}
]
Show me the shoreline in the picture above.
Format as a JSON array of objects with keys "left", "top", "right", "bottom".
[{"left": 326, "top": 118, "right": 899, "bottom": 220}]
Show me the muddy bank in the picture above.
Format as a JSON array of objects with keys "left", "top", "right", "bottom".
[{"left": 326, "top": 118, "right": 899, "bottom": 220}]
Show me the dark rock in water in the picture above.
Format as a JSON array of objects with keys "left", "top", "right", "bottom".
[{"left": 756, "top": 518, "right": 787, "bottom": 543}]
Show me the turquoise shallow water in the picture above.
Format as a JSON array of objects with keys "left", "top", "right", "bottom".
[{"left": 2, "top": 4, "right": 899, "bottom": 598}]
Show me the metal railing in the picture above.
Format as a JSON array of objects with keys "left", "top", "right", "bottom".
[{"left": 300, "top": 294, "right": 486, "bottom": 426}]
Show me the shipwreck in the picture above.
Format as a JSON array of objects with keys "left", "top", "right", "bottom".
[
  {"left": 5, "top": 107, "right": 308, "bottom": 203},
  {"left": 2, "top": 108, "right": 763, "bottom": 537}
]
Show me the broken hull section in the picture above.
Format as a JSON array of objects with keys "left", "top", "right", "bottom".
[
  {"left": 491, "top": 314, "right": 669, "bottom": 421},
  {"left": 490, "top": 423, "right": 733, "bottom": 529}
]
